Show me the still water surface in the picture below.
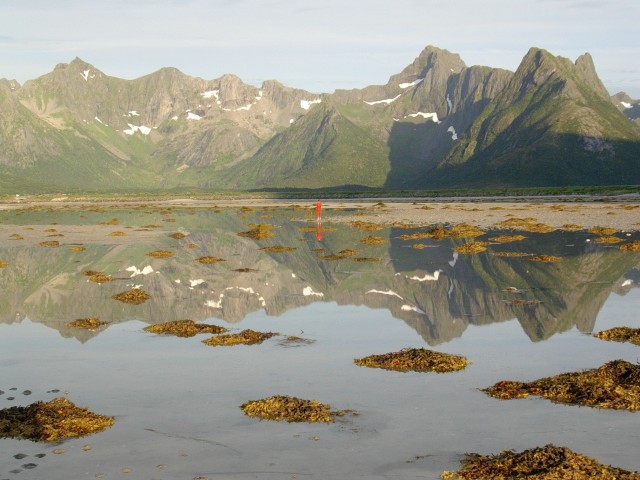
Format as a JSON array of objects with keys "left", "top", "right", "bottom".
[{"left": 1, "top": 205, "right": 639, "bottom": 479}]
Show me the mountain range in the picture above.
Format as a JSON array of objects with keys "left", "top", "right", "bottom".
[{"left": 1, "top": 46, "right": 639, "bottom": 193}]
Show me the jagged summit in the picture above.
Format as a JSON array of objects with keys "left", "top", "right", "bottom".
[{"left": 0, "top": 45, "right": 638, "bottom": 193}]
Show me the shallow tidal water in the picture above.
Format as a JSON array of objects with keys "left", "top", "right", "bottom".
[{"left": 1, "top": 204, "right": 639, "bottom": 479}]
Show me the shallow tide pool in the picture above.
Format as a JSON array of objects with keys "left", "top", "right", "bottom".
[{"left": 1, "top": 205, "right": 639, "bottom": 479}]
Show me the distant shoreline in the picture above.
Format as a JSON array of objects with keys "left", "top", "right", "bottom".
[{"left": 1, "top": 195, "right": 639, "bottom": 231}]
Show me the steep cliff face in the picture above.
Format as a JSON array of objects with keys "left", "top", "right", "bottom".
[{"left": 435, "top": 48, "right": 640, "bottom": 187}]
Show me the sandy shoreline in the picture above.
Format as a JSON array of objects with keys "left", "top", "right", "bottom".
[{"left": 1, "top": 197, "right": 639, "bottom": 231}]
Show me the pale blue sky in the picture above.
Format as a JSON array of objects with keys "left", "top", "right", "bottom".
[{"left": 1, "top": 0, "right": 638, "bottom": 97}]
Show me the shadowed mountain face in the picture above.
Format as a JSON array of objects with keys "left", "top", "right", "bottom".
[
  {"left": 1, "top": 206, "right": 638, "bottom": 345},
  {"left": 1, "top": 46, "right": 639, "bottom": 194}
]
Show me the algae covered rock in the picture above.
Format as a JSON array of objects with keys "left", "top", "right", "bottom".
[
  {"left": 144, "top": 319, "right": 227, "bottom": 337},
  {"left": 241, "top": 395, "right": 357, "bottom": 423},
  {"left": 441, "top": 444, "right": 640, "bottom": 480},
  {"left": 0, "top": 397, "right": 114, "bottom": 442},
  {"left": 354, "top": 348, "right": 468, "bottom": 373},
  {"left": 482, "top": 359, "right": 640, "bottom": 411}
]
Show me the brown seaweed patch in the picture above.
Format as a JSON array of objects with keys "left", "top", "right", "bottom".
[
  {"left": 619, "top": 241, "right": 640, "bottom": 252},
  {"left": 448, "top": 224, "right": 485, "bottom": 238},
  {"left": 440, "top": 444, "right": 640, "bottom": 480},
  {"left": 0, "top": 397, "right": 114, "bottom": 442},
  {"left": 528, "top": 255, "right": 561, "bottom": 262},
  {"left": 238, "top": 223, "right": 276, "bottom": 240},
  {"left": 492, "top": 252, "right": 531, "bottom": 257},
  {"left": 184, "top": 243, "right": 198, "bottom": 249},
  {"left": 69, "top": 246, "right": 85, "bottom": 252},
  {"left": 354, "top": 348, "right": 468, "bottom": 373},
  {"left": 87, "top": 273, "right": 112, "bottom": 284},
  {"left": 144, "top": 319, "right": 227, "bottom": 337},
  {"left": 140, "top": 224, "right": 163, "bottom": 229},
  {"left": 454, "top": 241, "right": 490, "bottom": 254},
  {"left": 299, "top": 225, "right": 336, "bottom": 233},
  {"left": 349, "top": 220, "right": 383, "bottom": 231},
  {"left": 482, "top": 359, "right": 640, "bottom": 411},
  {"left": 108, "top": 231, "right": 126, "bottom": 236},
  {"left": 202, "top": 329, "right": 278, "bottom": 347},
  {"left": 111, "top": 288, "right": 151, "bottom": 305},
  {"left": 278, "top": 336, "right": 316, "bottom": 348},
  {"left": 39, "top": 241, "right": 60, "bottom": 247},
  {"left": 493, "top": 217, "right": 555, "bottom": 233},
  {"left": 195, "top": 256, "right": 225, "bottom": 264},
  {"left": 0, "top": 261, "right": 7, "bottom": 267},
  {"left": 488, "top": 235, "right": 526, "bottom": 243},
  {"left": 168, "top": 232, "right": 187, "bottom": 239},
  {"left": 99, "top": 218, "right": 120, "bottom": 226},
  {"left": 66, "top": 318, "right": 109, "bottom": 330},
  {"left": 595, "top": 235, "right": 624, "bottom": 244},
  {"left": 594, "top": 327, "right": 640, "bottom": 346},
  {"left": 9, "top": 233, "right": 24, "bottom": 240},
  {"left": 259, "top": 246, "right": 297, "bottom": 252},
  {"left": 234, "top": 268, "right": 258, "bottom": 272},
  {"left": 589, "top": 226, "right": 617, "bottom": 236},
  {"left": 360, "top": 235, "right": 386, "bottom": 245},
  {"left": 146, "top": 250, "right": 174, "bottom": 258},
  {"left": 240, "top": 395, "right": 338, "bottom": 423},
  {"left": 560, "top": 223, "right": 583, "bottom": 231},
  {"left": 352, "top": 257, "right": 383, "bottom": 262}
]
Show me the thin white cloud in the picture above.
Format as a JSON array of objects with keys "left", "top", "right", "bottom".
[{"left": 0, "top": 0, "right": 638, "bottom": 96}]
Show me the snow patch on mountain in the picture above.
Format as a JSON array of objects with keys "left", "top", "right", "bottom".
[
  {"left": 620, "top": 101, "right": 632, "bottom": 109},
  {"left": 81, "top": 69, "right": 91, "bottom": 81},
  {"left": 364, "top": 94, "right": 401, "bottom": 106},
  {"left": 366, "top": 289, "right": 403, "bottom": 299},
  {"left": 187, "top": 112, "right": 202, "bottom": 120},
  {"left": 448, "top": 126, "right": 458, "bottom": 140},
  {"left": 407, "top": 112, "right": 440, "bottom": 123},
  {"left": 399, "top": 78, "right": 424, "bottom": 89},
  {"left": 123, "top": 124, "right": 152, "bottom": 135},
  {"left": 301, "top": 99, "right": 322, "bottom": 110},
  {"left": 303, "top": 286, "right": 324, "bottom": 297}
]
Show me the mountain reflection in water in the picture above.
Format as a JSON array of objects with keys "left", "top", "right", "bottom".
[{"left": 0, "top": 205, "right": 638, "bottom": 345}]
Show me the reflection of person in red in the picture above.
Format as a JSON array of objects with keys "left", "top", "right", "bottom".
[{"left": 315, "top": 201, "right": 322, "bottom": 240}]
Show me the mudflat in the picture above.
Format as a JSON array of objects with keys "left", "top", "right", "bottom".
[{"left": 2, "top": 197, "right": 638, "bottom": 231}]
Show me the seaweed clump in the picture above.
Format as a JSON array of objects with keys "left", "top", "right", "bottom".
[
  {"left": 594, "top": 327, "right": 640, "bottom": 346},
  {"left": 354, "top": 348, "right": 468, "bottom": 373},
  {"left": 237, "top": 224, "right": 276, "bottom": 240},
  {"left": 493, "top": 217, "right": 555, "bottom": 233},
  {"left": 0, "top": 397, "right": 114, "bottom": 442},
  {"left": 528, "top": 255, "right": 561, "bottom": 263},
  {"left": 259, "top": 246, "right": 297, "bottom": 252},
  {"left": 146, "top": 250, "right": 174, "bottom": 258},
  {"left": 482, "top": 359, "right": 640, "bottom": 411},
  {"left": 620, "top": 240, "right": 640, "bottom": 252},
  {"left": 454, "top": 241, "right": 490, "bottom": 254},
  {"left": 144, "top": 319, "right": 227, "bottom": 337},
  {"left": 196, "top": 256, "right": 225, "bottom": 264},
  {"left": 87, "top": 273, "right": 112, "bottom": 284},
  {"left": 202, "top": 329, "right": 278, "bottom": 347},
  {"left": 111, "top": 288, "right": 151, "bottom": 305},
  {"left": 440, "top": 444, "right": 640, "bottom": 480},
  {"left": 66, "top": 318, "right": 109, "bottom": 330},
  {"left": 241, "top": 395, "right": 340, "bottom": 423},
  {"left": 0, "top": 261, "right": 7, "bottom": 267}
]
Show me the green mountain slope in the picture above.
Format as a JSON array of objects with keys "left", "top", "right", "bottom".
[
  {"left": 228, "top": 102, "right": 390, "bottom": 189},
  {"left": 433, "top": 48, "right": 640, "bottom": 187},
  {"left": 0, "top": 47, "right": 638, "bottom": 193}
]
